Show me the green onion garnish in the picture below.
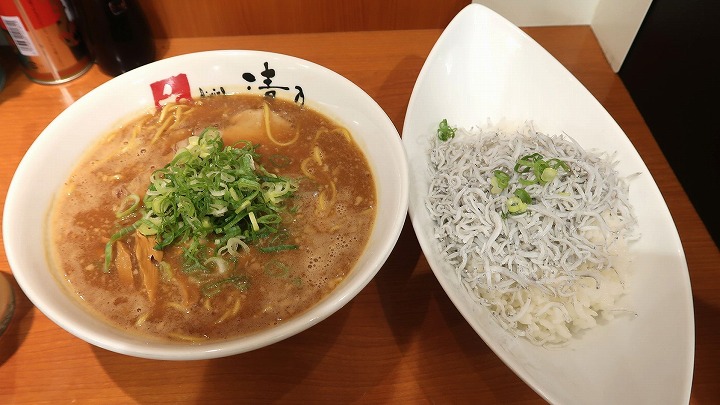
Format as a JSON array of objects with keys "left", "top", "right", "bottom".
[
  {"left": 490, "top": 170, "right": 511, "bottom": 194},
  {"left": 263, "top": 259, "right": 302, "bottom": 287},
  {"left": 116, "top": 194, "right": 140, "bottom": 218},
  {"left": 513, "top": 188, "right": 532, "bottom": 204},
  {"left": 201, "top": 275, "right": 250, "bottom": 297},
  {"left": 514, "top": 153, "right": 568, "bottom": 186},
  {"left": 264, "top": 260, "right": 290, "bottom": 278},
  {"left": 490, "top": 153, "right": 568, "bottom": 217},
  {"left": 506, "top": 196, "right": 527, "bottom": 215},
  {"left": 104, "top": 127, "right": 298, "bottom": 275},
  {"left": 258, "top": 244, "right": 299, "bottom": 253},
  {"left": 437, "top": 119, "right": 456, "bottom": 141},
  {"left": 103, "top": 222, "right": 141, "bottom": 273}
]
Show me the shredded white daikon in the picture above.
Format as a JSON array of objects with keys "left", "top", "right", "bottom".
[{"left": 426, "top": 124, "right": 640, "bottom": 346}]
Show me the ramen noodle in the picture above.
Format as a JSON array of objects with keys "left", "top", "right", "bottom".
[{"left": 48, "top": 94, "right": 376, "bottom": 343}]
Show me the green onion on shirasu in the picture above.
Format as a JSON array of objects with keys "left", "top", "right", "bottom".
[
  {"left": 426, "top": 122, "right": 640, "bottom": 346},
  {"left": 105, "top": 127, "right": 298, "bottom": 274}
]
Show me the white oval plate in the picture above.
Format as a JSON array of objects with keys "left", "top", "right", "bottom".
[{"left": 402, "top": 4, "right": 694, "bottom": 404}]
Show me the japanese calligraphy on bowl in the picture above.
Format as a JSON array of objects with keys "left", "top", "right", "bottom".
[{"left": 150, "top": 61, "right": 305, "bottom": 108}]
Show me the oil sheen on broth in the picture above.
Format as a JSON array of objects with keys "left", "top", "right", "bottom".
[{"left": 48, "top": 94, "right": 376, "bottom": 343}]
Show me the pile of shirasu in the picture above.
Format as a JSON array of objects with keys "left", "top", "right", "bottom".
[{"left": 426, "top": 124, "right": 640, "bottom": 346}]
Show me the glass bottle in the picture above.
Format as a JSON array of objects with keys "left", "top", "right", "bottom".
[{"left": 72, "top": 0, "right": 155, "bottom": 77}]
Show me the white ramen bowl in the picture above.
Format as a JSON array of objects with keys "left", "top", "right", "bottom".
[{"left": 3, "top": 50, "right": 408, "bottom": 360}]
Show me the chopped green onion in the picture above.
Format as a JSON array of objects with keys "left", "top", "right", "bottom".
[
  {"left": 540, "top": 167, "right": 558, "bottom": 183},
  {"left": 263, "top": 260, "right": 302, "bottom": 287},
  {"left": 204, "top": 256, "right": 228, "bottom": 273},
  {"left": 268, "top": 154, "right": 291, "bottom": 168},
  {"left": 514, "top": 153, "right": 568, "bottom": 185},
  {"left": 437, "top": 119, "right": 456, "bottom": 141},
  {"left": 514, "top": 188, "right": 532, "bottom": 204},
  {"left": 264, "top": 260, "right": 290, "bottom": 278},
  {"left": 506, "top": 196, "right": 527, "bottom": 215},
  {"left": 103, "top": 222, "right": 141, "bottom": 273},
  {"left": 115, "top": 128, "right": 298, "bottom": 269},
  {"left": 547, "top": 158, "right": 570, "bottom": 172},
  {"left": 102, "top": 126, "right": 303, "bottom": 306},
  {"left": 490, "top": 153, "right": 569, "bottom": 217},
  {"left": 116, "top": 194, "right": 140, "bottom": 218},
  {"left": 201, "top": 275, "right": 250, "bottom": 297},
  {"left": 248, "top": 212, "right": 259, "bottom": 232},
  {"left": 258, "top": 244, "right": 299, "bottom": 253},
  {"left": 490, "top": 170, "right": 511, "bottom": 194}
]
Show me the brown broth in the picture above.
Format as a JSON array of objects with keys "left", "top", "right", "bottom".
[{"left": 48, "top": 94, "right": 376, "bottom": 343}]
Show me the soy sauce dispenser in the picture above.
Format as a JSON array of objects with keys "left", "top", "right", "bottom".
[{"left": 71, "top": 0, "right": 155, "bottom": 77}]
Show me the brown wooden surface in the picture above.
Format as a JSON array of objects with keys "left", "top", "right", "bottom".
[
  {"left": 138, "top": 0, "right": 470, "bottom": 38},
  {"left": 1, "top": 27, "right": 718, "bottom": 404}
]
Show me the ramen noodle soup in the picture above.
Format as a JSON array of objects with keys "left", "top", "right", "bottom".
[{"left": 48, "top": 94, "right": 376, "bottom": 343}]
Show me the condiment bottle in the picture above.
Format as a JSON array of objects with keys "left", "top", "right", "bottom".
[
  {"left": 0, "top": 0, "right": 93, "bottom": 84},
  {"left": 71, "top": 0, "right": 155, "bottom": 77}
]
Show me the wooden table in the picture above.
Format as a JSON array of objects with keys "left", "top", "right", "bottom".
[{"left": 1, "top": 28, "right": 718, "bottom": 404}]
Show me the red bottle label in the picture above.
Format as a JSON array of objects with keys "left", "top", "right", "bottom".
[{"left": 0, "top": 0, "right": 62, "bottom": 30}]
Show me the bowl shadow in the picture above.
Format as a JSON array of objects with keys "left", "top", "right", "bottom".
[
  {"left": 417, "top": 288, "right": 543, "bottom": 402},
  {"left": 92, "top": 299, "right": 351, "bottom": 403}
]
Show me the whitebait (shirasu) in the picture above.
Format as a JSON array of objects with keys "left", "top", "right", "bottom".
[{"left": 426, "top": 124, "right": 640, "bottom": 346}]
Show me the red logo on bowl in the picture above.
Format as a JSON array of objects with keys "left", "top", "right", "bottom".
[{"left": 150, "top": 74, "right": 192, "bottom": 108}]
